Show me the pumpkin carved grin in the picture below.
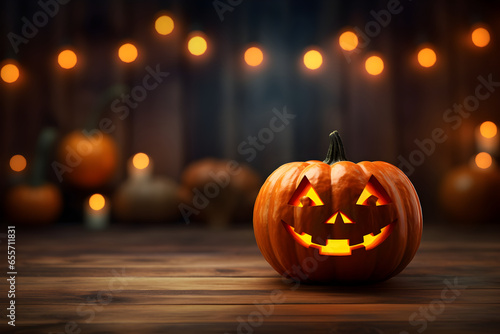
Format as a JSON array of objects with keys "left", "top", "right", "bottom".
[{"left": 282, "top": 220, "right": 396, "bottom": 256}]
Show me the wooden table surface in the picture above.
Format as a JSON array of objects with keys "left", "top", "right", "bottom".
[{"left": 1, "top": 223, "right": 499, "bottom": 334}]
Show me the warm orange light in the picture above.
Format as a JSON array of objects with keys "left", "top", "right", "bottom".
[
  {"left": 475, "top": 152, "right": 492, "bottom": 169},
  {"left": 365, "top": 55, "right": 384, "bottom": 75},
  {"left": 479, "top": 121, "right": 497, "bottom": 138},
  {"left": 10, "top": 155, "right": 26, "bottom": 172},
  {"left": 339, "top": 31, "right": 358, "bottom": 51},
  {"left": 155, "top": 15, "right": 174, "bottom": 35},
  {"left": 1, "top": 63, "right": 20, "bottom": 83},
  {"left": 132, "top": 153, "right": 149, "bottom": 169},
  {"left": 118, "top": 43, "right": 138, "bottom": 63},
  {"left": 188, "top": 35, "right": 207, "bottom": 56},
  {"left": 283, "top": 221, "right": 395, "bottom": 256},
  {"left": 58, "top": 49, "right": 77, "bottom": 69},
  {"left": 244, "top": 47, "right": 264, "bottom": 67},
  {"left": 288, "top": 176, "right": 324, "bottom": 207},
  {"left": 417, "top": 48, "right": 437, "bottom": 68},
  {"left": 472, "top": 27, "right": 490, "bottom": 47},
  {"left": 303, "top": 50, "right": 323, "bottom": 70},
  {"left": 89, "top": 194, "right": 106, "bottom": 211}
]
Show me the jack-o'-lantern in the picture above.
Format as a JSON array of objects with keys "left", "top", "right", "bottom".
[{"left": 253, "top": 131, "right": 423, "bottom": 283}]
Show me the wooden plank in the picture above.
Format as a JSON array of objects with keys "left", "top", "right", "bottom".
[{"left": 12, "top": 304, "right": 500, "bottom": 324}]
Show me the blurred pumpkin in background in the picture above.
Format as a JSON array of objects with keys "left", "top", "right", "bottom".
[
  {"left": 439, "top": 155, "right": 500, "bottom": 223},
  {"left": 6, "top": 128, "right": 63, "bottom": 225},
  {"left": 57, "top": 131, "right": 118, "bottom": 188},
  {"left": 113, "top": 153, "right": 180, "bottom": 222},
  {"left": 55, "top": 85, "right": 125, "bottom": 189},
  {"left": 180, "top": 158, "right": 261, "bottom": 227}
]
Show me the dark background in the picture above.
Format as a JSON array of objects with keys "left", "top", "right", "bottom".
[{"left": 1, "top": 0, "right": 500, "bottom": 223}]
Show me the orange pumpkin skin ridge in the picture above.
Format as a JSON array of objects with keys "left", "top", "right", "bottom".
[{"left": 253, "top": 153, "right": 422, "bottom": 284}]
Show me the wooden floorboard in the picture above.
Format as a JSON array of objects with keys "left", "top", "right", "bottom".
[{"left": 0, "top": 224, "right": 499, "bottom": 333}]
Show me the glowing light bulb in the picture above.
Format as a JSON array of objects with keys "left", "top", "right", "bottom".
[
  {"left": 118, "top": 43, "right": 138, "bottom": 63},
  {"left": 188, "top": 35, "right": 207, "bottom": 56},
  {"left": 472, "top": 27, "right": 490, "bottom": 47},
  {"left": 480, "top": 121, "right": 497, "bottom": 138},
  {"left": 89, "top": 194, "right": 106, "bottom": 211},
  {"left": 155, "top": 15, "right": 174, "bottom": 35},
  {"left": 132, "top": 153, "right": 150, "bottom": 169},
  {"left": 58, "top": 49, "right": 77, "bottom": 69},
  {"left": 1, "top": 63, "right": 20, "bottom": 83},
  {"left": 10, "top": 155, "right": 26, "bottom": 172},
  {"left": 339, "top": 31, "right": 358, "bottom": 51},
  {"left": 417, "top": 48, "right": 437, "bottom": 68},
  {"left": 365, "top": 55, "right": 384, "bottom": 75},
  {"left": 244, "top": 47, "right": 264, "bottom": 67},
  {"left": 303, "top": 50, "right": 323, "bottom": 70}
]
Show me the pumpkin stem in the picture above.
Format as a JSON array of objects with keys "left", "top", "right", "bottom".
[
  {"left": 323, "top": 130, "right": 347, "bottom": 165},
  {"left": 30, "top": 127, "right": 58, "bottom": 187}
]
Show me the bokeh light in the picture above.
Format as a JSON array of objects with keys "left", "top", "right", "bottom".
[
  {"left": 58, "top": 49, "right": 77, "bottom": 69},
  {"left": 89, "top": 194, "right": 106, "bottom": 211},
  {"left": 10, "top": 155, "right": 26, "bottom": 172},
  {"left": 155, "top": 15, "right": 174, "bottom": 35},
  {"left": 339, "top": 31, "right": 358, "bottom": 51},
  {"left": 244, "top": 47, "right": 264, "bottom": 67},
  {"left": 188, "top": 35, "right": 208, "bottom": 56},
  {"left": 303, "top": 50, "right": 323, "bottom": 70},
  {"left": 475, "top": 152, "right": 493, "bottom": 169},
  {"left": 118, "top": 43, "right": 138, "bottom": 63},
  {"left": 417, "top": 47, "right": 437, "bottom": 68},
  {"left": 479, "top": 121, "right": 497, "bottom": 138},
  {"left": 365, "top": 55, "right": 384, "bottom": 75},
  {"left": 132, "top": 153, "right": 150, "bottom": 169},
  {"left": 471, "top": 27, "right": 490, "bottom": 47},
  {"left": 1, "top": 63, "right": 20, "bottom": 83}
]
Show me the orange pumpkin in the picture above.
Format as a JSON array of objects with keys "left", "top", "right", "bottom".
[
  {"left": 253, "top": 131, "right": 423, "bottom": 283},
  {"left": 180, "top": 158, "right": 261, "bottom": 227},
  {"left": 56, "top": 131, "right": 118, "bottom": 188},
  {"left": 6, "top": 184, "right": 62, "bottom": 224},
  {"left": 439, "top": 163, "right": 500, "bottom": 223},
  {"left": 5, "top": 128, "right": 62, "bottom": 225}
]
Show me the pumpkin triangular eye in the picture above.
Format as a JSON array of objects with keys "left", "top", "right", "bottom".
[
  {"left": 288, "top": 176, "right": 324, "bottom": 207},
  {"left": 356, "top": 175, "right": 391, "bottom": 206}
]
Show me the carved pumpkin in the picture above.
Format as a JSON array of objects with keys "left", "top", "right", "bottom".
[
  {"left": 180, "top": 158, "right": 261, "bottom": 227},
  {"left": 56, "top": 131, "right": 118, "bottom": 188},
  {"left": 253, "top": 131, "right": 423, "bottom": 283},
  {"left": 5, "top": 128, "right": 62, "bottom": 225}
]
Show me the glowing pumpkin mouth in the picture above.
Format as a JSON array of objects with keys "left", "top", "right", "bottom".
[{"left": 283, "top": 220, "right": 396, "bottom": 256}]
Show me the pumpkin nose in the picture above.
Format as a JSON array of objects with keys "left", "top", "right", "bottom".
[{"left": 325, "top": 211, "right": 355, "bottom": 225}]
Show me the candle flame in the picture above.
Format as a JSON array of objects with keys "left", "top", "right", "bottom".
[{"left": 89, "top": 194, "right": 105, "bottom": 211}]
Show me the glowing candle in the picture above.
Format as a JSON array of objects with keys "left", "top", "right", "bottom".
[
  {"left": 128, "top": 153, "right": 153, "bottom": 180},
  {"left": 475, "top": 121, "right": 498, "bottom": 154},
  {"left": 84, "top": 193, "right": 109, "bottom": 229}
]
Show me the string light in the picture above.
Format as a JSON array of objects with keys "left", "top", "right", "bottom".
[
  {"left": 471, "top": 27, "right": 490, "bottom": 47},
  {"left": 155, "top": 15, "right": 174, "bottom": 35},
  {"left": 132, "top": 153, "right": 150, "bottom": 169},
  {"left": 339, "top": 31, "right": 358, "bottom": 51},
  {"left": 10, "top": 155, "right": 26, "bottom": 172},
  {"left": 58, "top": 49, "right": 77, "bottom": 69},
  {"left": 479, "top": 121, "right": 497, "bottom": 138},
  {"left": 188, "top": 34, "right": 208, "bottom": 56},
  {"left": 244, "top": 46, "right": 264, "bottom": 67},
  {"left": 475, "top": 152, "right": 492, "bottom": 169},
  {"left": 1, "top": 63, "right": 20, "bottom": 83},
  {"left": 417, "top": 47, "right": 437, "bottom": 68},
  {"left": 118, "top": 43, "right": 138, "bottom": 63},
  {"left": 365, "top": 55, "right": 384, "bottom": 75},
  {"left": 303, "top": 49, "right": 323, "bottom": 70},
  {"left": 89, "top": 194, "right": 106, "bottom": 211}
]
